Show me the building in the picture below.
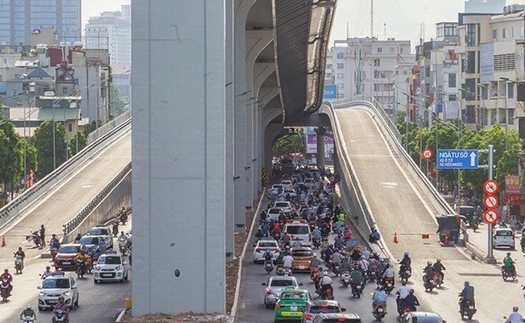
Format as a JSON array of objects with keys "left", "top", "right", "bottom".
[
  {"left": 329, "top": 37, "right": 413, "bottom": 117},
  {"left": 0, "top": 0, "right": 81, "bottom": 46},
  {"left": 465, "top": 0, "right": 506, "bottom": 13}
]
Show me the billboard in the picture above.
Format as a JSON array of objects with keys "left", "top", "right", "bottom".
[
  {"left": 323, "top": 84, "right": 337, "bottom": 100},
  {"left": 479, "top": 42, "right": 494, "bottom": 83},
  {"left": 305, "top": 127, "right": 334, "bottom": 155}
]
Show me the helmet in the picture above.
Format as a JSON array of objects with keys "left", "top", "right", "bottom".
[
  {"left": 313, "top": 254, "right": 317, "bottom": 258},
  {"left": 513, "top": 306, "right": 519, "bottom": 312},
  {"left": 427, "top": 261, "right": 432, "bottom": 266},
  {"left": 404, "top": 251, "right": 409, "bottom": 257},
  {"left": 464, "top": 281, "right": 470, "bottom": 286},
  {"left": 80, "top": 250, "right": 85, "bottom": 254},
  {"left": 409, "top": 289, "right": 415, "bottom": 294},
  {"left": 401, "top": 281, "right": 407, "bottom": 286},
  {"left": 436, "top": 259, "right": 441, "bottom": 263},
  {"left": 26, "top": 304, "right": 32, "bottom": 309},
  {"left": 328, "top": 244, "right": 333, "bottom": 248},
  {"left": 323, "top": 271, "right": 328, "bottom": 276}
]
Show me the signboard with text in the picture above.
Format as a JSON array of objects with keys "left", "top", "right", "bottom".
[{"left": 437, "top": 149, "right": 479, "bottom": 169}]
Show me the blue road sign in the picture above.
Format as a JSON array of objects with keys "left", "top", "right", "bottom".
[{"left": 437, "top": 149, "right": 479, "bottom": 170}]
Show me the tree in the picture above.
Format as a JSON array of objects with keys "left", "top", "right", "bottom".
[
  {"left": 273, "top": 131, "right": 305, "bottom": 156},
  {"left": 109, "top": 85, "right": 129, "bottom": 119},
  {"left": 83, "top": 120, "right": 98, "bottom": 137},
  {"left": 68, "top": 131, "right": 87, "bottom": 156},
  {"left": 33, "top": 120, "right": 67, "bottom": 178},
  {"left": 0, "top": 119, "right": 21, "bottom": 190}
]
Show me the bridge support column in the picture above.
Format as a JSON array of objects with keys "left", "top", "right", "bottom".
[
  {"left": 315, "top": 127, "right": 326, "bottom": 170},
  {"left": 131, "top": 1, "right": 226, "bottom": 315}
]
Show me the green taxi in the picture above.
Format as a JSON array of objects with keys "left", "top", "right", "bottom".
[{"left": 274, "top": 287, "right": 312, "bottom": 322}]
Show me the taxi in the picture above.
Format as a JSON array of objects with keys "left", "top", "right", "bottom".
[
  {"left": 274, "top": 287, "right": 312, "bottom": 322},
  {"left": 290, "top": 247, "right": 313, "bottom": 272}
]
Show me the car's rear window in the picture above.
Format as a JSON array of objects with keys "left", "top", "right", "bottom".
[
  {"left": 42, "top": 279, "right": 70, "bottom": 289},
  {"left": 287, "top": 225, "right": 310, "bottom": 234},
  {"left": 292, "top": 250, "right": 312, "bottom": 257},
  {"left": 275, "top": 202, "right": 289, "bottom": 208},
  {"left": 280, "top": 291, "right": 308, "bottom": 300},
  {"left": 90, "top": 228, "right": 108, "bottom": 235},
  {"left": 270, "top": 280, "right": 295, "bottom": 287},
  {"left": 496, "top": 230, "right": 513, "bottom": 236},
  {"left": 459, "top": 207, "right": 475, "bottom": 215},
  {"left": 258, "top": 242, "right": 277, "bottom": 247},
  {"left": 409, "top": 317, "right": 442, "bottom": 323},
  {"left": 309, "top": 305, "right": 341, "bottom": 314},
  {"left": 79, "top": 237, "right": 99, "bottom": 245}
]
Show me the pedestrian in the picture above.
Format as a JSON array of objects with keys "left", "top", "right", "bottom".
[{"left": 39, "top": 225, "right": 46, "bottom": 248}]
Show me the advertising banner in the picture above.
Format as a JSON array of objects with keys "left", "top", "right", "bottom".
[
  {"left": 505, "top": 175, "right": 520, "bottom": 194},
  {"left": 305, "top": 127, "right": 334, "bottom": 155},
  {"left": 479, "top": 42, "right": 494, "bottom": 83}
]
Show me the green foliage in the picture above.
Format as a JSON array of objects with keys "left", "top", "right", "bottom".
[
  {"left": 273, "top": 132, "right": 305, "bottom": 156},
  {"left": 83, "top": 120, "right": 98, "bottom": 137},
  {"left": 68, "top": 132, "right": 87, "bottom": 156},
  {"left": 0, "top": 119, "right": 21, "bottom": 187},
  {"left": 33, "top": 120, "right": 68, "bottom": 178},
  {"left": 109, "top": 85, "right": 129, "bottom": 119}
]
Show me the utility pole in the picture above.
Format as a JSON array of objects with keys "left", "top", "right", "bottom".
[{"left": 371, "top": 0, "right": 374, "bottom": 38}]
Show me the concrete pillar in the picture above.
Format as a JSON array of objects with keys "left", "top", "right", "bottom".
[
  {"left": 259, "top": 89, "right": 280, "bottom": 178},
  {"left": 233, "top": 0, "right": 256, "bottom": 232},
  {"left": 262, "top": 106, "right": 284, "bottom": 177},
  {"left": 225, "top": 0, "right": 235, "bottom": 259},
  {"left": 131, "top": 0, "right": 226, "bottom": 315},
  {"left": 315, "top": 127, "right": 326, "bottom": 170}
]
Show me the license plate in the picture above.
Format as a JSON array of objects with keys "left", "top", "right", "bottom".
[
  {"left": 344, "top": 278, "right": 349, "bottom": 282},
  {"left": 102, "top": 273, "right": 113, "bottom": 277},
  {"left": 469, "top": 306, "right": 474, "bottom": 309},
  {"left": 62, "top": 262, "right": 71, "bottom": 265},
  {"left": 429, "top": 280, "right": 433, "bottom": 284},
  {"left": 387, "top": 283, "right": 392, "bottom": 287},
  {"left": 291, "top": 306, "right": 298, "bottom": 311},
  {"left": 378, "top": 308, "right": 384, "bottom": 312},
  {"left": 299, "top": 266, "right": 305, "bottom": 269},
  {"left": 406, "top": 270, "right": 410, "bottom": 274},
  {"left": 281, "top": 312, "right": 301, "bottom": 317},
  {"left": 48, "top": 300, "right": 57, "bottom": 304}
]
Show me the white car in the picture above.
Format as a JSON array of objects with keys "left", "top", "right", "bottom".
[
  {"left": 271, "top": 184, "right": 284, "bottom": 195},
  {"left": 493, "top": 226, "right": 515, "bottom": 249},
  {"left": 273, "top": 201, "right": 293, "bottom": 214},
  {"left": 283, "top": 189, "right": 297, "bottom": 199},
  {"left": 253, "top": 238, "right": 281, "bottom": 263},
  {"left": 267, "top": 208, "right": 283, "bottom": 222},
  {"left": 37, "top": 274, "right": 79, "bottom": 311},
  {"left": 399, "top": 311, "right": 445, "bottom": 323},
  {"left": 283, "top": 219, "right": 312, "bottom": 247},
  {"left": 281, "top": 180, "right": 293, "bottom": 189},
  {"left": 88, "top": 226, "right": 114, "bottom": 249},
  {"left": 262, "top": 275, "right": 301, "bottom": 309},
  {"left": 304, "top": 178, "right": 316, "bottom": 188},
  {"left": 93, "top": 254, "right": 129, "bottom": 283}
]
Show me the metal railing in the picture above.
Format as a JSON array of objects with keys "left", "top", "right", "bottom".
[{"left": 87, "top": 110, "right": 131, "bottom": 145}]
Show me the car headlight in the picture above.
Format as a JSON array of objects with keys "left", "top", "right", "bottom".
[
  {"left": 63, "top": 291, "right": 71, "bottom": 297},
  {"left": 96, "top": 266, "right": 101, "bottom": 270},
  {"left": 116, "top": 266, "right": 121, "bottom": 270},
  {"left": 39, "top": 291, "right": 45, "bottom": 297}
]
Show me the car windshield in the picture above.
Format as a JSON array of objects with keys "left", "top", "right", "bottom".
[
  {"left": 309, "top": 305, "right": 341, "bottom": 314},
  {"left": 270, "top": 280, "right": 296, "bottom": 287},
  {"left": 58, "top": 245, "right": 80, "bottom": 254},
  {"left": 42, "top": 279, "right": 70, "bottom": 289},
  {"left": 269, "top": 209, "right": 281, "bottom": 214},
  {"left": 79, "top": 237, "right": 98, "bottom": 245},
  {"left": 496, "top": 230, "right": 512, "bottom": 236},
  {"left": 258, "top": 242, "right": 277, "bottom": 248},
  {"left": 98, "top": 256, "right": 121, "bottom": 264},
  {"left": 292, "top": 250, "right": 312, "bottom": 257},
  {"left": 280, "top": 291, "right": 308, "bottom": 300},
  {"left": 410, "top": 317, "right": 442, "bottom": 323},
  {"left": 275, "top": 202, "right": 289, "bottom": 208},
  {"left": 287, "top": 226, "right": 309, "bottom": 234}
]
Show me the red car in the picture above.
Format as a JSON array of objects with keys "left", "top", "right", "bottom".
[{"left": 54, "top": 243, "right": 82, "bottom": 270}]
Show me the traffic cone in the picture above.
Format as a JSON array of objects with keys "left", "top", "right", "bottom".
[
  {"left": 1, "top": 236, "right": 5, "bottom": 247},
  {"left": 393, "top": 232, "right": 398, "bottom": 244}
]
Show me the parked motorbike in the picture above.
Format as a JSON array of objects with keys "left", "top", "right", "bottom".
[
  {"left": 0, "top": 278, "right": 10, "bottom": 301},
  {"left": 351, "top": 281, "right": 363, "bottom": 298},
  {"left": 21, "top": 316, "right": 35, "bottom": 323},
  {"left": 14, "top": 254, "right": 23, "bottom": 274},
  {"left": 502, "top": 265, "right": 517, "bottom": 281},
  {"left": 373, "top": 304, "right": 386, "bottom": 321},
  {"left": 458, "top": 294, "right": 476, "bottom": 320},
  {"left": 264, "top": 260, "right": 274, "bottom": 275},
  {"left": 383, "top": 277, "right": 394, "bottom": 294},
  {"left": 76, "top": 260, "right": 86, "bottom": 279},
  {"left": 53, "top": 309, "right": 67, "bottom": 323}
]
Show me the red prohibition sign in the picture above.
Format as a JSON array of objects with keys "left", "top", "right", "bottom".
[
  {"left": 483, "top": 194, "right": 499, "bottom": 209},
  {"left": 421, "top": 148, "right": 433, "bottom": 161}
]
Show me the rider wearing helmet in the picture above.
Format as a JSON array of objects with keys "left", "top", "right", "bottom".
[
  {"left": 399, "top": 251, "right": 412, "bottom": 277},
  {"left": 20, "top": 304, "right": 37, "bottom": 321},
  {"left": 432, "top": 259, "right": 446, "bottom": 282},
  {"left": 503, "top": 252, "right": 516, "bottom": 276},
  {"left": 75, "top": 249, "right": 88, "bottom": 261},
  {"left": 52, "top": 296, "right": 70, "bottom": 323},
  {"left": 319, "top": 271, "right": 333, "bottom": 298},
  {"left": 401, "top": 288, "right": 420, "bottom": 312},
  {"left": 459, "top": 281, "right": 475, "bottom": 313},
  {"left": 505, "top": 305, "right": 523, "bottom": 323},
  {"left": 422, "top": 261, "right": 434, "bottom": 284}
]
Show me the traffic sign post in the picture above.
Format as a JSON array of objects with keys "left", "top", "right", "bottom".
[
  {"left": 421, "top": 148, "right": 433, "bottom": 161},
  {"left": 485, "top": 145, "right": 496, "bottom": 263},
  {"left": 437, "top": 149, "right": 479, "bottom": 169},
  {"left": 483, "top": 195, "right": 499, "bottom": 209},
  {"left": 483, "top": 209, "right": 499, "bottom": 225},
  {"left": 483, "top": 179, "right": 499, "bottom": 194}
]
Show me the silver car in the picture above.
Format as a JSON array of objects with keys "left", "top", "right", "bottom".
[
  {"left": 262, "top": 276, "right": 301, "bottom": 309},
  {"left": 93, "top": 254, "right": 129, "bottom": 283},
  {"left": 303, "top": 300, "right": 347, "bottom": 323}
]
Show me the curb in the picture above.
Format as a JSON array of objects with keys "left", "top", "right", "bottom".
[
  {"left": 115, "top": 308, "right": 127, "bottom": 322},
  {"left": 229, "top": 190, "right": 265, "bottom": 323}
]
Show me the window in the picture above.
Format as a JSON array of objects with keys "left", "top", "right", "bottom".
[
  {"left": 448, "top": 73, "right": 457, "bottom": 87},
  {"left": 390, "top": 47, "right": 395, "bottom": 53},
  {"left": 374, "top": 84, "right": 380, "bottom": 91},
  {"left": 337, "top": 73, "right": 344, "bottom": 80},
  {"left": 512, "top": 27, "right": 515, "bottom": 38},
  {"left": 68, "top": 124, "right": 72, "bottom": 132},
  {"left": 425, "top": 67, "right": 430, "bottom": 77},
  {"left": 465, "top": 51, "right": 476, "bottom": 73},
  {"left": 336, "top": 52, "right": 343, "bottom": 59},
  {"left": 502, "top": 28, "right": 507, "bottom": 39},
  {"left": 337, "top": 83, "right": 344, "bottom": 89},
  {"left": 466, "top": 23, "right": 477, "bottom": 46},
  {"left": 499, "top": 108, "right": 507, "bottom": 124},
  {"left": 466, "top": 105, "right": 476, "bottom": 123},
  {"left": 465, "top": 79, "right": 477, "bottom": 100},
  {"left": 508, "top": 83, "right": 514, "bottom": 99},
  {"left": 377, "top": 47, "right": 382, "bottom": 53},
  {"left": 449, "top": 94, "right": 457, "bottom": 101},
  {"left": 493, "top": 29, "right": 497, "bottom": 40},
  {"left": 480, "top": 86, "right": 488, "bottom": 100},
  {"left": 490, "top": 109, "right": 497, "bottom": 125},
  {"left": 403, "top": 70, "right": 408, "bottom": 75},
  {"left": 336, "top": 63, "right": 344, "bottom": 69},
  {"left": 374, "top": 58, "right": 380, "bottom": 66},
  {"left": 509, "top": 109, "right": 515, "bottom": 124}
]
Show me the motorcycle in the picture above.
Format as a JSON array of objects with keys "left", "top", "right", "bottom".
[
  {"left": 383, "top": 277, "right": 394, "bottom": 294},
  {"left": 312, "top": 238, "right": 321, "bottom": 249},
  {"left": 399, "top": 265, "right": 411, "bottom": 284},
  {"left": 53, "top": 309, "right": 67, "bottom": 323},
  {"left": 432, "top": 272, "right": 443, "bottom": 288},
  {"left": 0, "top": 278, "right": 10, "bottom": 301},
  {"left": 373, "top": 304, "right": 386, "bottom": 321},
  {"left": 340, "top": 271, "right": 351, "bottom": 287},
  {"left": 424, "top": 275, "right": 434, "bottom": 292},
  {"left": 112, "top": 224, "right": 119, "bottom": 237},
  {"left": 264, "top": 260, "right": 274, "bottom": 275},
  {"left": 319, "top": 284, "right": 334, "bottom": 300},
  {"left": 28, "top": 231, "right": 42, "bottom": 248},
  {"left": 470, "top": 220, "right": 479, "bottom": 231},
  {"left": 120, "top": 212, "right": 128, "bottom": 225},
  {"left": 367, "top": 268, "right": 377, "bottom": 283},
  {"left": 14, "top": 254, "right": 23, "bottom": 274},
  {"left": 118, "top": 238, "right": 128, "bottom": 254},
  {"left": 282, "top": 267, "right": 292, "bottom": 276},
  {"left": 331, "top": 262, "right": 340, "bottom": 276},
  {"left": 76, "top": 260, "right": 86, "bottom": 279},
  {"left": 502, "top": 265, "right": 517, "bottom": 281},
  {"left": 21, "top": 316, "right": 35, "bottom": 323},
  {"left": 276, "top": 264, "right": 284, "bottom": 276},
  {"left": 351, "top": 281, "right": 364, "bottom": 298},
  {"left": 458, "top": 294, "right": 476, "bottom": 320}
]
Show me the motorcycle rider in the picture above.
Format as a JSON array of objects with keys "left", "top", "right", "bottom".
[
  {"left": 52, "top": 296, "right": 70, "bottom": 323},
  {"left": 52, "top": 266, "right": 64, "bottom": 276},
  {"left": 41, "top": 266, "right": 54, "bottom": 279},
  {"left": 112, "top": 216, "right": 120, "bottom": 236},
  {"left": 119, "top": 207, "right": 128, "bottom": 224},
  {"left": 74, "top": 250, "right": 88, "bottom": 273},
  {"left": 282, "top": 252, "right": 294, "bottom": 269},
  {"left": 331, "top": 249, "right": 342, "bottom": 267},
  {"left": 0, "top": 269, "right": 13, "bottom": 295},
  {"left": 505, "top": 305, "right": 523, "bottom": 323},
  {"left": 280, "top": 232, "right": 291, "bottom": 248},
  {"left": 422, "top": 261, "right": 434, "bottom": 285},
  {"left": 333, "top": 233, "right": 345, "bottom": 249},
  {"left": 401, "top": 289, "right": 420, "bottom": 312},
  {"left": 432, "top": 259, "right": 446, "bottom": 283},
  {"left": 399, "top": 251, "right": 411, "bottom": 276},
  {"left": 503, "top": 252, "right": 516, "bottom": 277},
  {"left": 20, "top": 304, "right": 37, "bottom": 321},
  {"left": 381, "top": 263, "right": 395, "bottom": 287},
  {"left": 262, "top": 247, "right": 274, "bottom": 265},
  {"left": 309, "top": 254, "right": 321, "bottom": 273},
  {"left": 350, "top": 265, "right": 363, "bottom": 289},
  {"left": 459, "top": 281, "right": 475, "bottom": 313},
  {"left": 396, "top": 281, "right": 410, "bottom": 308},
  {"left": 324, "top": 244, "right": 335, "bottom": 263},
  {"left": 358, "top": 255, "right": 369, "bottom": 275},
  {"left": 74, "top": 232, "right": 82, "bottom": 243},
  {"left": 319, "top": 271, "right": 333, "bottom": 298},
  {"left": 312, "top": 226, "right": 322, "bottom": 245},
  {"left": 372, "top": 287, "right": 388, "bottom": 314},
  {"left": 14, "top": 246, "right": 25, "bottom": 270}
]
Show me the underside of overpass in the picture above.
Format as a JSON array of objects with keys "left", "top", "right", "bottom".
[{"left": 131, "top": 0, "right": 336, "bottom": 315}]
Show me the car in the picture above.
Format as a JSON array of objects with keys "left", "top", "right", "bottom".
[
  {"left": 281, "top": 180, "right": 293, "bottom": 189},
  {"left": 274, "top": 287, "right": 312, "bottom": 322},
  {"left": 77, "top": 235, "right": 107, "bottom": 260},
  {"left": 284, "top": 219, "right": 312, "bottom": 247},
  {"left": 398, "top": 311, "right": 446, "bottom": 323},
  {"left": 262, "top": 275, "right": 301, "bottom": 309},
  {"left": 290, "top": 247, "right": 313, "bottom": 272},
  {"left": 267, "top": 208, "right": 283, "bottom": 222},
  {"left": 312, "top": 313, "right": 362, "bottom": 323},
  {"left": 283, "top": 189, "right": 297, "bottom": 199},
  {"left": 272, "top": 184, "right": 284, "bottom": 195},
  {"left": 253, "top": 238, "right": 281, "bottom": 263},
  {"left": 37, "top": 274, "right": 79, "bottom": 311},
  {"left": 54, "top": 243, "right": 82, "bottom": 270},
  {"left": 93, "top": 253, "right": 129, "bottom": 283},
  {"left": 457, "top": 205, "right": 476, "bottom": 223},
  {"left": 493, "top": 226, "right": 515, "bottom": 249},
  {"left": 88, "top": 225, "right": 114, "bottom": 248},
  {"left": 274, "top": 201, "right": 293, "bottom": 214},
  {"left": 302, "top": 300, "right": 347, "bottom": 323},
  {"left": 304, "top": 178, "right": 316, "bottom": 188}
]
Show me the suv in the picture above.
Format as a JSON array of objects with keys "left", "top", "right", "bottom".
[
  {"left": 93, "top": 254, "right": 129, "bottom": 283},
  {"left": 283, "top": 219, "right": 312, "bottom": 247},
  {"left": 37, "top": 274, "right": 79, "bottom": 311},
  {"left": 312, "top": 313, "right": 362, "bottom": 323},
  {"left": 88, "top": 226, "right": 114, "bottom": 248},
  {"left": 493, "top": 226, "right": 515, "bottom": 249}
]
